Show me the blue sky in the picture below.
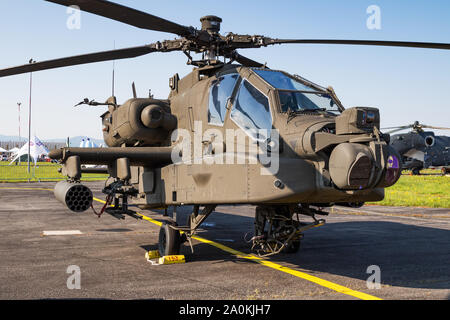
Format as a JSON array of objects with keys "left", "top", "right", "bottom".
[{"left": 0, "top": 0, "right": 449, "bottom": 139}]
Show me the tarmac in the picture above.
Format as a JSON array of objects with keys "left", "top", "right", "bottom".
[{"left": 0, "top": 181, "right": 449, "bottom": 300}]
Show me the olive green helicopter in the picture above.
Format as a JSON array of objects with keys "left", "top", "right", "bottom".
[{"left": 2, "top": 0, "right": 450, "bottom": 257}]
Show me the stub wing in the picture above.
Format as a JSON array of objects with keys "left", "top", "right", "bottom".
[{"left": 49, "top": 147, "right": 174, "bottom": 167}]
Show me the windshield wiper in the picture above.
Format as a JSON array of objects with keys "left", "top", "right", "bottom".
[
  {"left": 286, "top": 108, "right": 297, "bottom": 123},
  {"left": 298, "top": 108, "right": 327, "bottom": 112},
  {"left": 286, "top": 108, "right": 326, "bottom": 123}
]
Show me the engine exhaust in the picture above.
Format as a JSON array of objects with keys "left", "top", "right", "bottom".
[{"left": 54, "top": 181, "right": 93, "bottom": 212}]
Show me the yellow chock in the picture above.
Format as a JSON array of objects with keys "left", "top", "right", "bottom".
[
  {"left": 158, "top": 255, "right": 185, "bottom": 265},
  {"left": 145, "top": 250, "right": 161, "bottom": 260},
  {"left": 145, "top": 250, "right": 185, "bottom": 265}
]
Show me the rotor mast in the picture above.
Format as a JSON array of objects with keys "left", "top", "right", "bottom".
[{"left": 200, "top": 15, "right": 223, "bottom": 64}]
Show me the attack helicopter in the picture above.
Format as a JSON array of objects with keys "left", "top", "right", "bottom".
[
  {"left": 383, "top": 121, "right": 450, "bottom": 175},
  {"left": 1, "top": 0, "right": 450, "bottom": 257}
]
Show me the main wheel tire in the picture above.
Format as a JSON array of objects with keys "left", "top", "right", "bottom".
[
  {"left": 283, "top": 240, "right": 301, "bottom": 254},
  {"left": 158, "top": 222, "right": 181, "bottom": 256},
  {"left": 348, "top": 202, "right": 364, "bottom": 208}
]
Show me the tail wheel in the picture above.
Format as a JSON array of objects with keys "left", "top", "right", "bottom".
[
  {"left": 158, "top": 222, "right": 181, "bottom": 256},
  {"left": 411, "top": 168, "right": 421, "bottom": 175}
]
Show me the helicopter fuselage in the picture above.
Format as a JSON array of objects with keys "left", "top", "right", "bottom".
[
  {"left": 390, "top": 131, "right": 450, "bottom": 170},
  {"left": 76, "top": 64, "right": 402, "bottom": 209}
]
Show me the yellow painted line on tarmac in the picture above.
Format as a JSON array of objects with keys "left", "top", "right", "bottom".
[
  {"left": 2, "top": 187, "right": 381, "bottom": 300},
  {"left": 189, "top": 234, "right": 381, "bottom": 300},
  {"left": 93, "top": 197, "right": 108, "bottom": 205},
  {"left": 92, "top": 197, "right": 381, "bottom": 300},
  {"left": 0, "top": 187, "right": 53, "bottom": 191}
]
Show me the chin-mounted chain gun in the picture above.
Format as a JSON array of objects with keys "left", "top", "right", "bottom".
[{"left": 99, "top": 159, "right": 141, "bottom": 220}]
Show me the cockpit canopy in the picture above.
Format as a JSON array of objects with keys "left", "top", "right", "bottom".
[
  {"left": 207, "top": 67, "right": 342, "bottom": 140},
  {"left": 252, "top": 69, "right": 341, "bottom": 114}
]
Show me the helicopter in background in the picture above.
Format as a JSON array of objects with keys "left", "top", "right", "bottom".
[
  {"left": 1, "top": 0, "right": 450, "bottom": 257},
  {"left": 383, "top": 121, "right": 450, "bottom": 175}
]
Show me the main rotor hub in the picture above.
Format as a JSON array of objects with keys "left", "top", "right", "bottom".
[
  {"left": 200, "top": 15, "right": 222, "bottom": 34},
  {"left": 412, "top": 121, "right": 423, "bottom": 131}
]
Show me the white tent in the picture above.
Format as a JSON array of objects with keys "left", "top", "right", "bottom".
[
  {"left": 0, "top": 147, "right": 7, "bottom": 152},
  {"left": 78, "top": 138, "right": 105, "bottom": 169},
  {"left": 79, "top": 137, "right": 98, "bottom": 148},
  {"left": 9, "top": 136, "right": 49, "bottom": 165},
  {"left": 8, "top": 147, "right": 19, "bottom": 154}
]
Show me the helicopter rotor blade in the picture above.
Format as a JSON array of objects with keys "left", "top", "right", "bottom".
[
  {"left": 381, "top": 125, "right": 413, "bottom": 130},
  {"left": 382, "top": 125, "right": 414, "bottom": 134},
  {"left": 420, "top": 125, "right": 450, "bottom": 130},
  {"left": 267, "top": 39, "right": 450, "bottom": 50},
  {"left": 45, "top": 0, "right": 195, "bottom": 37},
  {"left": 384, "top": 128, "right": 412, "bottom": 134},
  {"left": 382, "top": 122, "right": 450, "bottom": 133},
  {"left": 0, "top": 44, "right": 159, "bottom": 78},
  {"left": 227, "top": 51, "right": 265, "bottom": 68}
]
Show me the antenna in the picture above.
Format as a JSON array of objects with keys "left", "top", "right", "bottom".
[
  {"left": 132, "top": 82, "right": 137, "bottom": 98},
  {"left": 112, "top": 40, "right": 116, "bottom": 97}
]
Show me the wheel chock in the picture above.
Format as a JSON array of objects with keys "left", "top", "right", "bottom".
[
  {"left": 158, "top": 255, "right": 185, "bottom": 265},
  {"left": 145, "top": 250, "right": 161, "bottom": 260},
  {"left": 145, "top": 250, "right": 185, "bottom": 265}
]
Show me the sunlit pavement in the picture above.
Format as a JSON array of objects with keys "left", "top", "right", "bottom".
[{"left": 0, "top": 182, "right": 449, "bottom": 300}]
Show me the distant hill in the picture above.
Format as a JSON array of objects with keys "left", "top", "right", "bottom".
[{"left": 0, "top": 134, "right": 25, "bottom": 142}]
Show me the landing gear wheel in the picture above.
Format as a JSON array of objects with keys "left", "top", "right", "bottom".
[
  {"left": 283, "top": 239, "right": 301, "bottom": 254},
  {"left": 158, "top": 222, "right": 181, "bottom": 256},
  {"left": 411, "top": 168, "right": 421, "bottom": 175},
  {"left": 347, "top": 202, "right": 364, "bottom": 208}
]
